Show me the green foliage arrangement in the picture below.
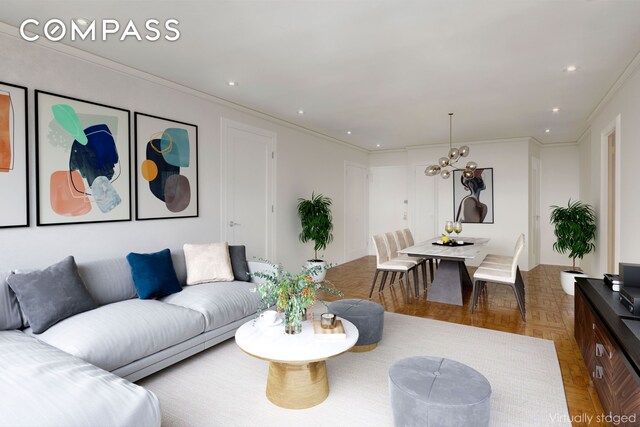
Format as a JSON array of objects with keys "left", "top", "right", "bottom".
[
  {"left": 549, "top": 200, "right": 597, "bottom": 270},
  {"left": 297, "top": 193, "right": 334, "bottom": 261},
  {"left": 252, "top": 262, "right": 343, "bottom": 315}
]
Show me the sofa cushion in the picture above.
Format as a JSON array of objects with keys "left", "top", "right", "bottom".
[
  {"left": 229, "top": 245, "right": 251, "bottom": 282},
  {"left": 184, "top": 242, "right": 234, "bottom": 284},
  {"left": 78, "top": 257, "right": 138, "bottom": 306},
  {"left": 127, "top": 249, "right": 182, "bottom": 299},
  {"left": 0, "top": 271, "right": 22, "bottom": 330},
  {"left": 28, "top": 299, "right": 205, "bottom": 372},
  {"left": 171, "top": 249, "right": 188, "bottom": 286},
  {"left": 7, "top": 256, "right": 98, "bottom": 334},
  {"left": 0, "top": 330, "right": 161, "bottom": 427},
  {"left": 161, "top": 281, "right": 259, "bottom": 331}
]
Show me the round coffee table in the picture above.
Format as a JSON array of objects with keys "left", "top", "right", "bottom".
[{"left": 235, "top": 317, "right": 358, "bottom": 409}]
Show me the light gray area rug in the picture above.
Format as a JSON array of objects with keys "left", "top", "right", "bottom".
[{"left": 138, "top": 312, "right": 571, "bottom": 427}]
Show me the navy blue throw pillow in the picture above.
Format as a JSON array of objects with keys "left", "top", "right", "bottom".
[{"left": 126, "top": 249, "right": 182, "bottom": 299}]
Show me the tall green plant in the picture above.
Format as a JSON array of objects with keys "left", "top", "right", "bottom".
[
  {"left": 549, "top": 200, "right": 597, "bottom": 270},
  {"left": 297, "top": 193, "right": 334, "bottom": 260}
]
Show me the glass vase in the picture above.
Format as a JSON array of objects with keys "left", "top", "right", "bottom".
[{"left": 284, "top": 308, "right": 304, "bottom": 335}]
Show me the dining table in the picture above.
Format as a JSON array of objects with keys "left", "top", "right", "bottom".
[{"left": 399, "top": 237, "right": 490, "bottom": 306}]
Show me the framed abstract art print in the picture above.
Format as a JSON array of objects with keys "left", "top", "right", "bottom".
[
  {"left": 0, "top": 81, "right": 29, "bottom": 228},
  {"left": 35, "top": 90, "right": 131, "bottom": 225},
  {"left": 134, "top": 112, "right": 198, "bottom": 220}
]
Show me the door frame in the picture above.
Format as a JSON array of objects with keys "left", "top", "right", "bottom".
[
  {"left": 600, "top": 115, "right": 621, "bottom": 273},
  {"left": 220, "top": 118, "right": 277, "bottom": 260},
  {"left": 343, "top": 161, "right": 369, "bottom": 262}
]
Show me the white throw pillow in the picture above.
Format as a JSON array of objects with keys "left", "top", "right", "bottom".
[{"left": 183, "top": 243, "right": 234, "bottom": 285}]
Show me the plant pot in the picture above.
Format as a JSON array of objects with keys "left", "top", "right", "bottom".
[
  {"left": 305, "top": 260, "right": 327, "bottom": 282},
  {"left": 560, "top": 270, "right": 587, "bottom": 296}
]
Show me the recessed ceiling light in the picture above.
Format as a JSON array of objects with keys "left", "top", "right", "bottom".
[
  {"left": 75, "top": 17, "right": 90, "bottom": 27},
  {"left": 227, "top": 81, "right": 238, "bottom": 87},
  {"left": 545, "top": 129, "right": 551, "bottom": 133},
  {"left": 376, "top": 144, "right": 381, "bottom": 147},
  {"left": 564, "top": 65, "right": 578, "bottom": 72},
  {"left": 552, "top": 107, "right": 560, "bottom": 113},
  {"left": 297, "top": 110, "right": 305, "bottom": 115},
  {"left": 347, "top": 131, "right": 352, "bottom": 135}
]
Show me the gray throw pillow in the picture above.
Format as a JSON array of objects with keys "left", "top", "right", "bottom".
[
  {"left": 7, "top": 256, "right": 98, "bottom": 334},
  {"left": 229, "top": 245, "right": 251, "bottom": 282}
]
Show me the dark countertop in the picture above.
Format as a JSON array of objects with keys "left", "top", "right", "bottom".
[{"left": 576, "top": 277, "right": 640, "bottom": 378}]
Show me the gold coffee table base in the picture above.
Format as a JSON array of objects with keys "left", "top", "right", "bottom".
[
  {"left": 350, "top": 342, "right": 378, "bottom": 352},
  {"left": 266, "top": 360, "right": 329, "bottom": 409}
]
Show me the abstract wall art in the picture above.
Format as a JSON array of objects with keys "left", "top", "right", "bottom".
[
  {"left": 134, "top": 113, "right": 198, "bottom": 220},
  {"left": 35, "top": 91, "right": 131, "bottom": 225},
  {"left": 453, "top": 167, "right": 494, "bottom": 224},
  {"left": 0, "top": 81, "right": 29, "bottom": 228}
]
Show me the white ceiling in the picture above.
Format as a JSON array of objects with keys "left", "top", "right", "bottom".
[{"left": 2, "top": 0, "right": 640, "bottom": 151}]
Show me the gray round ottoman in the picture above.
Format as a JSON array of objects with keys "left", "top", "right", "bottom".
[
  {"left": 328, "top": 299, "right": 384, "bottom": 352},
  {"left": 389, "top": 356, "right": 491, "bottom": 427}
]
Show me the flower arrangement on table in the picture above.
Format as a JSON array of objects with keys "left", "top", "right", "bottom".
[{"left": 251, "top": 261, "right": 343, "bottom": 334}]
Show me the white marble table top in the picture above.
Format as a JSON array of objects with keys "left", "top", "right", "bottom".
[
  {"left": 235, "top": 315, "right": 359, "bottom": 364},
  {"left": 399, "top": 237, "right": 490, "bottom": 260}
]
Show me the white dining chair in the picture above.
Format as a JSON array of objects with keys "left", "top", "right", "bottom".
[
  {"left": 471, "top": 234, "right": 526, "bottom": 321},
  {"left": 400, "top": 228, "right": 436, "bottom": 283},
  {"left": 481, "top": 234, "right": 525, "bottom": 266},
  {"left": 369, "top": 234, "right": 418, "bottom": 302},
  {"left": 384, "top": 232, "right": 423, "bottom": 297}
]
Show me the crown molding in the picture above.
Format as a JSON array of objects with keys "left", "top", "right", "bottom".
[
  {"left": 0, "top": 22, "right": 368, "bottom": 154},
  {"left": 405, "top": 136, "right": 534, "bottom": 151},
  {"left": 587, "top": 48, "right": 640, "bottom": 124}
]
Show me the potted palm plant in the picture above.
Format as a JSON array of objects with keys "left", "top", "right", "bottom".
[
  {"left": 550, "top": 200, "right": 597, "bottom": 295},
  {"left": 297, "top": 192, "right": 334, "bottom": 281}
]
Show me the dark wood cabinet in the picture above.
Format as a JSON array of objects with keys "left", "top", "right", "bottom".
[{"left": 575, "top": 278, "right": 640, "bottom": 426}]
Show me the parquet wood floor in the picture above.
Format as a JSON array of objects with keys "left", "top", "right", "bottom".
[{"left": 323, "top": 256, "right": 606, "bottom": 427}]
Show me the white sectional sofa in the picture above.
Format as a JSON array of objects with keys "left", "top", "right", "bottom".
[{"left": 0, "top": 250, "right": 266, "bottom": 427}]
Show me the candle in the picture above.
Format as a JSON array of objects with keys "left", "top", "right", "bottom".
[{"left": 321, "top": 313, "right": 336, "bottom": 329}]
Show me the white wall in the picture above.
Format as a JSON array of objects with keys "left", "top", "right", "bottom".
[
  {"left": 580, "top": 57, "right": 640, "bottom": 276},
  {"left": 538, "top": 145, "right": 581, "bottom": 266},
  {"left": 0, "top": 31, "right": 367, "bottom": 271}
]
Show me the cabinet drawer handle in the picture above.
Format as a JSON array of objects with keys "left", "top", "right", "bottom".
[
  {"left": 595, "top": 342, "right": 612, "bottom": 359},
  {"left": 593, "top": 365, "right": 604, "bottom": 380}
]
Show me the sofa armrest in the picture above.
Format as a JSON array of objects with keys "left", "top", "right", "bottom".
[
  {"left": 247, "top": 261, "right": 276, "bottom": 284},
  {"left": 0, "top": 330, "right": 161, "bottom": 427}
]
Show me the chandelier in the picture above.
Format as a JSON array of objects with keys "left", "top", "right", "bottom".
[{"left": 424, "top": 113, "right": 477, "bottom": 179}]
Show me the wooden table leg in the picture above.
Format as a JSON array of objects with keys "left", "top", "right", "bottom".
[
  {"left": 266, "top": 360, "right": 329, "bottom": 409},
  {"left": 426, "top": 259, "right": 465, "bottom": 306}
]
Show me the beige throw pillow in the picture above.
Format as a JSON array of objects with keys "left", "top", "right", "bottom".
[{"left": 183, "top": 243, "right": 234, "bottom": 285}]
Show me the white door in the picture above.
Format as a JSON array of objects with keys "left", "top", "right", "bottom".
[
  {"left": 413, "top": 165, "right": 437, "bottom": 242},
  {"left": 345, "top": 162, "right": 368, "bottom": 261},
  {"left": 368, "top": 166, "right": 408, "bottom": 254},
  {"left": 530, "top": 157, "right": 541, "bottom": 268},
  {"left": 221, "top": 119, "right": 275, "bottom": 261}
]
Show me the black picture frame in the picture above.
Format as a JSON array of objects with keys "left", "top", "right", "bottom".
[
  {"left": 453, "top": 167, "right": 494, "bottom": 224},
  {"left": 0, "top": 81, "right": 29, "bottom": 228},
  {"left": 134, "top": 112, "right": 199, "bottom": 220},
  {"left": 35, "top": 90, "right": 131, "bottom": 226}
]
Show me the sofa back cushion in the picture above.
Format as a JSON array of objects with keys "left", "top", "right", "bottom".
[
  {"left": 77, "top": 250, "right": 188, "bottom": 306},
  {"left": 78, "top": 257, "right": 138, "bottom": 306},
  {"left": 171, "top": 249, "right": 188, "bottom": 286},
  {"left": 0, "top": 271, "right": 22, "bottom": 330}
]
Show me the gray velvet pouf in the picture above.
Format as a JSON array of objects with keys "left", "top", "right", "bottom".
[
  {"left": 388, "top": 356, "right": 491, "bottom": 427},
  {"left": 328, "top": 299, "right": 384, "bottom": 351}
]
